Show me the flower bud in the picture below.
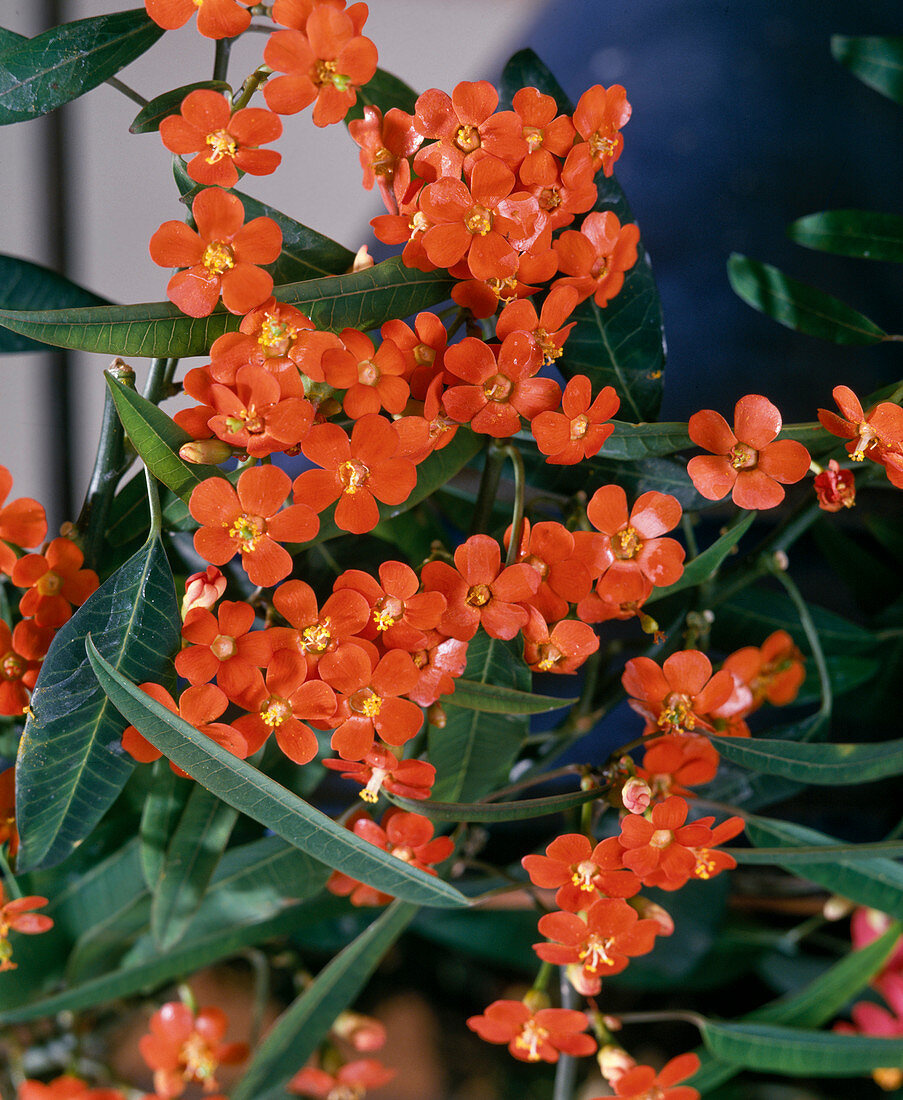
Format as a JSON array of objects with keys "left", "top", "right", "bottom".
[
  {"left": 179, "top": 439, "right": 235, "bottom": 465},
  {"left": 522, "top": 989, "right": 551, "bottom": 1014},
  {"left": 352, "top": 244, "right": 375, "bottom": 272},
  {"left": 181, "top": 566, "right": 227, "bottom": 619},
  {"left": 427, "top": 702, "right": 446, "bottom": 728},
  {"left": 597, "top": 1044, "right": 636, "bottom": 1085},
  {"left": 565, "top": 962, "right": 601, "bottom": 997},
  {"left": 621, "top": 777, "right": 652, "bottom": 815},
  {"left": 332, "top": 1010, "right": 387, "bottom": 1052},
  {"left": 630, "top": 896, "right": 674, "bottom": 937},
  {"left": 873, "top": 1067, "right": 903, "bottom": 1091},
  {"left": 814, "top": 459, "right": 855, "bottom": 512}
]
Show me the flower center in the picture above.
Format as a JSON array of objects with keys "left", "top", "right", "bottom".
[
  {"left": 210, "top": 633, "right": 238, "bottom": 662},
  {"left": 694, "top": 849, "right": 716, "bottom": 879},
  {"left": 226, "top": 407, "right": 265, "bottom": 435},
  {"left": 373, "top": 595, "right": 404, "bottom": 631},
  {"left": 482, "top": 373, "right": 513, "bottom": 403},
  {"left": 360, "top": 766, "right": 389, "bottom": 803},
  {"left": 257, "top": 315, "right": 297, "bottom": 356},
  {"left": 522, "top": 554, "right": 549, "bottom": 579},
  {"left": 611, "top": 526, "right": 643, "bottom": 560},
  {"left": 205, "top": 128, "right": 238, "bottom": 164},
  {"left": 730, "top": 442, "right": 758, "bottom": 470},
  {"left": 36, "top": 569, "right": 63, "bottom": 596},
  {"left": 579, "top": 933, "right": 617, "bottom": 972},
  {"left": 591, "top": 255, "right": 611, "bottom": 282},
  {"left": 0, "top": 652, "right": 24, "bottom": 683},
  {"left": 658, "top": 693, "right": 695, "bottom": 733},
  {"left": 535, "top": 327, "right": 562, "bottom": 365},
  {"left": 464, "top": 204, "right": 493, "bottom": 236},
  {"left": 391, "top": 844, "right": 415, "bottom": 863},
  {"left": 261, "top": 696, "right": 292, "bottom": 728},
  {"left": 486, "top": 275, "right": 519, "bottom": 302},
  {"left": 570, "top": 414, "right": 589, "bottom": 440},
  {"left": 536, "top": 643, "right": 563, "bottom": 672},
  {"left": 357, "top": 358, "right": 380, "bottom": 386},
  {"left": 228, "top": 513, "right": 265, "bottom": 552},
  {"left": 539, "top": 186, "right": 561, "bottom": 211},
  {"left": 853, "top": 420, "right": 877, "bottom": 460},
  {"left": 514, "top": 1018, "right": 550, "bottom": 1062},
  {"left": 349, "top": 687, "right": 383, "bottom": 717},
  {"left": 454, "top": 123, "right": 481, "bottom": 153},
  {"left": 338, "top": 459, "right": 370, "bottom": 494},
  {"left": 571, "top": 860, "right": 597, "bottom": 891},
  {"left": 412, "top": 649, "right": 429, "bottom": 670},
  {"left": 413, "top": 343, "right": 436, "bottom": 367},
  {"left": 650, "top": 828, "right": 673, "bottom": 849},
  {"left": 372, "top": 145, "right": 395, "bottom": 177},
  {"left": 465, "top": 584, "right": 492, "bottom": 607},
  {"left": 203, "top": 240, "right": 234, "bottom": 276},
  {"left": 301, "top": 619, "right": 333, "bottom": 654},
  {"left": 409, "top": 211, "right": 429, "bottom": 239},
  {"left": 314, "top": 59, "right": 352, "bottom": 91},
  {"left": 590, "top": 130, "right": 618, "bottom": 159},
  {"left": 179, "top": 1032, "right": 218, "bottom": 1084},
  {"left": 523, "top": 125, "right": 544, "bottom": 150}
]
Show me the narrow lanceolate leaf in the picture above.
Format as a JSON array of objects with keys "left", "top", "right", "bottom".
[
  {"left": 393, "top": 785, "right": 607, "bottom": 824},
  {"left": 647, "top": 510, "right": 755, "bottom": 604},
  {"left": 15, "top": 536, "right": 180, "bottom": 872},
  {"left": 140, "top": 759, "right": 190, "bottom": 889},
  {"left": 0, "top": 254, "right": 107, "bottom": 352},
  {"left": 700, "top": 1019, "right": 903, "bottom": 1076},
  {"left": 0, "top": 10, "right": 163, "bottom": 125},
  {"left": 232, "top": 902, "right": 418, "bottom": 1100},
  {"left": 45, "top": 837, "right": 145, "bottom": 940},
  {"left": 150, "top": 784, "right": 238, "bottom": 951},
  {"left": 832, "top": 35, "right": 903, "bottom": 105},
  {"left": 344, "top": 67, "right": 419, "bottom": 123},
  {"left": 601, "top": 422, "right": 691, "bottom": 461},
  {"left": 0, "top": 257, "right": 454, "bottom": 358},
  {"left": 727, "top": 840, "right": 903, "bottom": 863},
  {"left": 85, "top": 640, "right": 469, "bottom": 910},
  {"left": 745, "top": 815, "right": 903, "bottom": 920},
  {"left": 173, "top": 161, "right": 355, "bottom": 283},
  {"left": 450, "top": 678, "right": 577, "bottom": 714},
  {"left": 727, "top": 253, "right": 887, "bottom": 345},
  {"left": 789, "top": 210, "right": 903, "bottom": 262},
  {"left": 430, "top": 634, "right": 531, "bottom": 804},
  {"left": 709, "top": 731, "right": 903, "bottom": 785},
  {"left": 689, "top": 924, "right": 903, "bottom": 1090},
  {"left": 129, "top": 81, "right": 230, "bottom": 133},
  {"left": 105, "top": 371, "right": 225, "bottom": 502}
]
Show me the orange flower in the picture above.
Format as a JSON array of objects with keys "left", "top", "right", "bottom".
[
  {"left": 294, "top": 414, "right": 417, "bottom": 535},
  {"left": 208, "top": 298, "right": 316, "bottom": 383},
  {"left": 18, "top": 1076, "right": 126, "bottom": 1100},
  {"left": 466, "top": 999, "right": 596, "bottom": 1063},
  {"left": 532, "top": 375, "right": 619, "bottom": 465},
  {"left": 722, "top": 629, "right": 805, "bottom": 710},
  {"left": 144, "top": 0, "right": 253, "bottom": 39},
  {"left": 637, "top": 733, "right": 721, "bottom": 798},
  {"left": 320, "top": 328, "right": 410, "bottom": 419},
  {"left": 0, "top": 883, "right": 53, "bottom": 972},
  {"left": 511, "top": 86, "right": 577, "bottom": 186},
  {"left": 0, "top": 620, "right": 49, "bottom": 716},
  {"left": 522, "top": 833, "right": 640, "bottom": 912},
  {"left": 0, "top": 767, "right": 17, "bottom": 858},
  {"left": 270, "top": 578, "right": 371, "bottom": 672},
  {"left": 189, "top": 466, "right": 319, "bottom": 588},
  {"left": 349, "top": 104, "right": 422, "bottom": 213},
  {"left": 572, "top": 84, "right": 632, "bottom": 177},
  {"left": 176, "top": 599, "right": 273, "bottom": 701},
  {"left": 160, "top": 90, "right": 282, "bottom": 187},
  {"left": 504, "top": 517, "right": 598, "bottom": 622},
  {"left": 138, "top": 1001, "right": 248, "bottom": 1099},
  {"left": 623, "top": 650, "right": 735, "bottom": 737},
  {"left": 813, "top": 459, "right": 856, "bottom": 512},
  {"left": 263, "top": 6, "right": 378, "bottom": 125},
  {"left": 523, "top": 610, "right": 599, "bottom": 674},
  {"left": 323, "top": 746, "right": 436, "bottom": 802},
  {"left": 554, "top": 210, "right": 639, "bottom": 307},
  {"left": 12, "top": 537, "right": 99, "bottom": 628},
  {"left": 333, "top": 560, "right": 446, "bottom": 650},
  {"left": 288, "top": 1057, "right": 395, "bottom": 1099},
  {"left": 817, "top": 384, "right": 903, "bottom": 487},
  {"left": 600, "top": 1053, "right": 701, "bottom": 1100},
  {"left": 149, "top": 188, "right": 282, "bottom": 317},
  {"left": 205, "top": 363, "right": 314, "bottom": 457},
  {"left": 535, "top": 896, "right": 661, "bottom": 981},
  {"left": 0, "top": 465, "right": 46, "bottom": 576},
  {"left": 687, "top": 394, "right": 811, "bottom": 509}
]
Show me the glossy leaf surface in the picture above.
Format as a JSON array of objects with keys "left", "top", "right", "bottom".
[
  {"left": 450, "top": 678, "right": 576, "bottom": 714},
  {"left": 130, "top": 80, "right": 230, "bottom": 133},
  {"left": 344, "top": 66, "right": 418, "bottom": 123},
  {"left": 832, "top": 35, "right": 903, "bottom": 105},
  {"left": 789, "top": 209, "right": 903, "bottom": 262},
  {"left": 0, "top": 254, "right": 107, "bottom": 352},
  {"left": 709, "top": 731, "right": 903, "bottom": 784},
  {"left": 394, "top": 785, "right": 607, "bottom": 824}
]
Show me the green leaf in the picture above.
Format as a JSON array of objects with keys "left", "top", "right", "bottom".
[
  {"left": 0, "top": 10, "right": 163, "bottom": 125},
  {"left": 715, "top": 587, "right": 876, "bottom": 655},
  {"left": 105, "top": 371, "right": 225, "bottom": 503},
  {"left": 601, "top": 421, "right": 691, "bottom": 461},
  {"left": 728, "top": 840, "right": 903, "bottom": 864},
  {"left": 85, "top": 639, "right": 469, "bottom": 910},
  {"left": 66, "top": 894, "right": 151, "bottom": 983},
  {"left": 344, "top": 67, "right": 419, "bottom": 123},
  {"left": 150, "top": 784, "right": 238, "bottom": 951},
  {"left": 45, "top": 837, "right": 145, "bottom": 940},
  {"left": 789, "top": 209, "right": 903, "bottom": 262},
  {"left": 450, "top": 678, "right": 576, "bottom": 714},
  {"left": 727, "top": 253, "right": 887, "bottom": 345},
  {"left": 0, "top": 254, "right": 107, "bottom": 352},
  {"left": 173, "top": 161, "right": 355, "bottom": 284},
  {"left": 430, "top": 633, "right": 530, "bottom": 804},
  {"left": 700, "top": 1019, "right": 903, "bottom": 1076},
  {"left": 394, "top": 785, "right": 607, "bottom": 824},
  {"left": 140, "top": 759, "right": 190, "bottom": 889},
  {"left": 0, "top": 28, "right": 26, "bottom": 53},
  {"left": 709, "top": 731, "right": 903, "bottom": 785},
  {"left": 832, "top": 35, "right": 903, "bottom": 105},
  {"left": 0, "top": 257, "right": 454, "bottom": 357},
  {"left": 231, "top": 901, "right": 417, "bottom": 1100},
  {"left": 15, "top": 536, "right": 180, "bottom": 872},
  {"left": 130, "top": 80, "right": 231, "bottom": 133},
  {"left": 793, "top": 654, "right": 879, "bottom": 707},
  {"left": 745, "top": 815, "right": 903, "bottom": 920},
  {"left": 648, "top": 511, "right": 755, "bottom": 604}
]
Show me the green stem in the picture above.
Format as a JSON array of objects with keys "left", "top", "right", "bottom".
[
  {"left": 0, "top": 847, "right": 21, "bottom": 899},
  {"left": 74, "top": 361, "right": 134, "bottom": 571},
  {"left": 213, "top": 36, "right": 234, "bottom": 83},
  {"left": 106, "top": 76, "right": 147, "bottom": 107},
  {"left": 145, "top": 466, "right": 162, "bottom": 540},
  {"left": 469, "top": 441, "right": 506, "bottom": 536},
  {"left": 143, "top": 357, "right": 173, "bottom": 404},
  {"left": 768, "top": 560, "right": 832, "bottom": 726},
  {"left": 503, "top": 444, "right": 525, "bottom": 565},
  {"left": 531, "top": 960, "right": 553, "bottom": 993},
  {"left": 231, "top": 65, "right": 272, "bottom": 110}
]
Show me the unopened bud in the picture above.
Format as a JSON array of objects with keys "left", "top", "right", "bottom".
[
  {"left": 522, "top": 989, "right": 550, "bottom": 1014},
  {"left": 621, "top": 777, "right": 652, "bottom": 815},
  {"left": 108, "top": 357, "right": 136, "bottom": 384},
  {"left": 565, "top": 962, "right": 601, "bottom": 997},
  {"left": 630, "top": 896, "right": 674, "bottom": 937},
  {"left": 179, "top": 439, "right": 235, "bottom": 465},
  {"left": 873, "top": 1068, "right": 903, "bottom": 1091},
  {"left": 352, "top": 244, "right": 375, "bottom": 272},
  {"left": 332, "top": 1010, "right": 386, "bottom": 1052},
  {"left": 426, "top": 702, "right": 446, "bottom": 729},
  {"left": 772, "top": 550, "right": 789, "bottom": 572},
  {"left": 182, "top": 566, "right": 227, "bottom": 619},
  {"left": 597, "top": 1044, "right": 635, "bottom": 1086},
  {"left": 823, "top": 895, "right": 855, "bottom": 922}
]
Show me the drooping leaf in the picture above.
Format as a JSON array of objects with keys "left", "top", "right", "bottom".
[
  {"left": 0, "top": 254, "right": 108, "bottom": 352},
  {"left": 647, "top": 511, "right": 755, "bottom": 604},
  {"left": 709, "top": 731, "right": 903, "bottom": 785},
  {"left": 0, "top": 10, "right": 163, "bottom": 125},
  {"left": 789, "top": 209, "right": 903, "bottom": 262},
  {"left": 140, "top": 758, "right": 190, "bottom": 889},
  {"left": 727, "top": 253, "right": 887, "bottom": 345},
  {"left": 15, "top": 536, "right": 180, "bottom": 872},
  {"left": 429, "top": 633, "right": 530, "bottom": 804},
  {"left": 231, "top": 901, "right": 417, "bottom": 1100},
  {"left": 393, "top": 785, "right": 607, "bottom": 824},
  {"left": 150, "top": 784, "right": 238, "bottom": 951},
  {"left": 105, "top": 371, "right": 225, "bottom": 503},
  {"left": 0, "top": 257, "right": 454, "bottom": 357},
  {"left": 601, "top": 422, "right": 692, "bottom": 461},
  {"left": 727, "top": 840, "right": 903, "bottom": 863},
  {"left": 832, "top": 35, "right": 903, "bottom": 105},
  {"left": 129, "top": 80, "right": 231, "bottom": 133},
  {"left": 172, "top": 160, "right": 355, "bottom": 283},
  {"left": 744, "top": 815, "right": 903, "bottom": 919},
  {"left": 450, "top": 678, "right": 576, "bottom": 714},
  {"left": 344, "top": 67, "right": 419, "bottom": 123},
  {"left": 85, "top": 639, "right": 469, "bottom": 910}
]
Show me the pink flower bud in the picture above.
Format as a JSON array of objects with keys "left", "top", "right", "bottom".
[
  {"left": 181, "top": 566, "right": 227, "bottom": 619},
  {"left": 566, "top": 961, "right": 601, "bottom": 997},
  {"left": 621, "top": 777, "right": 652, "bottom": 814},
  {"left": 597, "top": 1043, "right": 636, "bottom": 1085},
  {"left": 179, "top": 439, "right": 236, "bottom": 465},
  {"left": 631, "top": 897, "right": 674, "bottom": 936},
  {"left": 332, "top": 1010, "right": 387, "bottom": 1052}
]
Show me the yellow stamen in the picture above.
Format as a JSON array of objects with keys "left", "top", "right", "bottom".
[
  {"left": 205, "top": 129, "right": 238, "bottom": 164},
  {"left": 203, "top": 240, "right": 234, "bottom": 276}
]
